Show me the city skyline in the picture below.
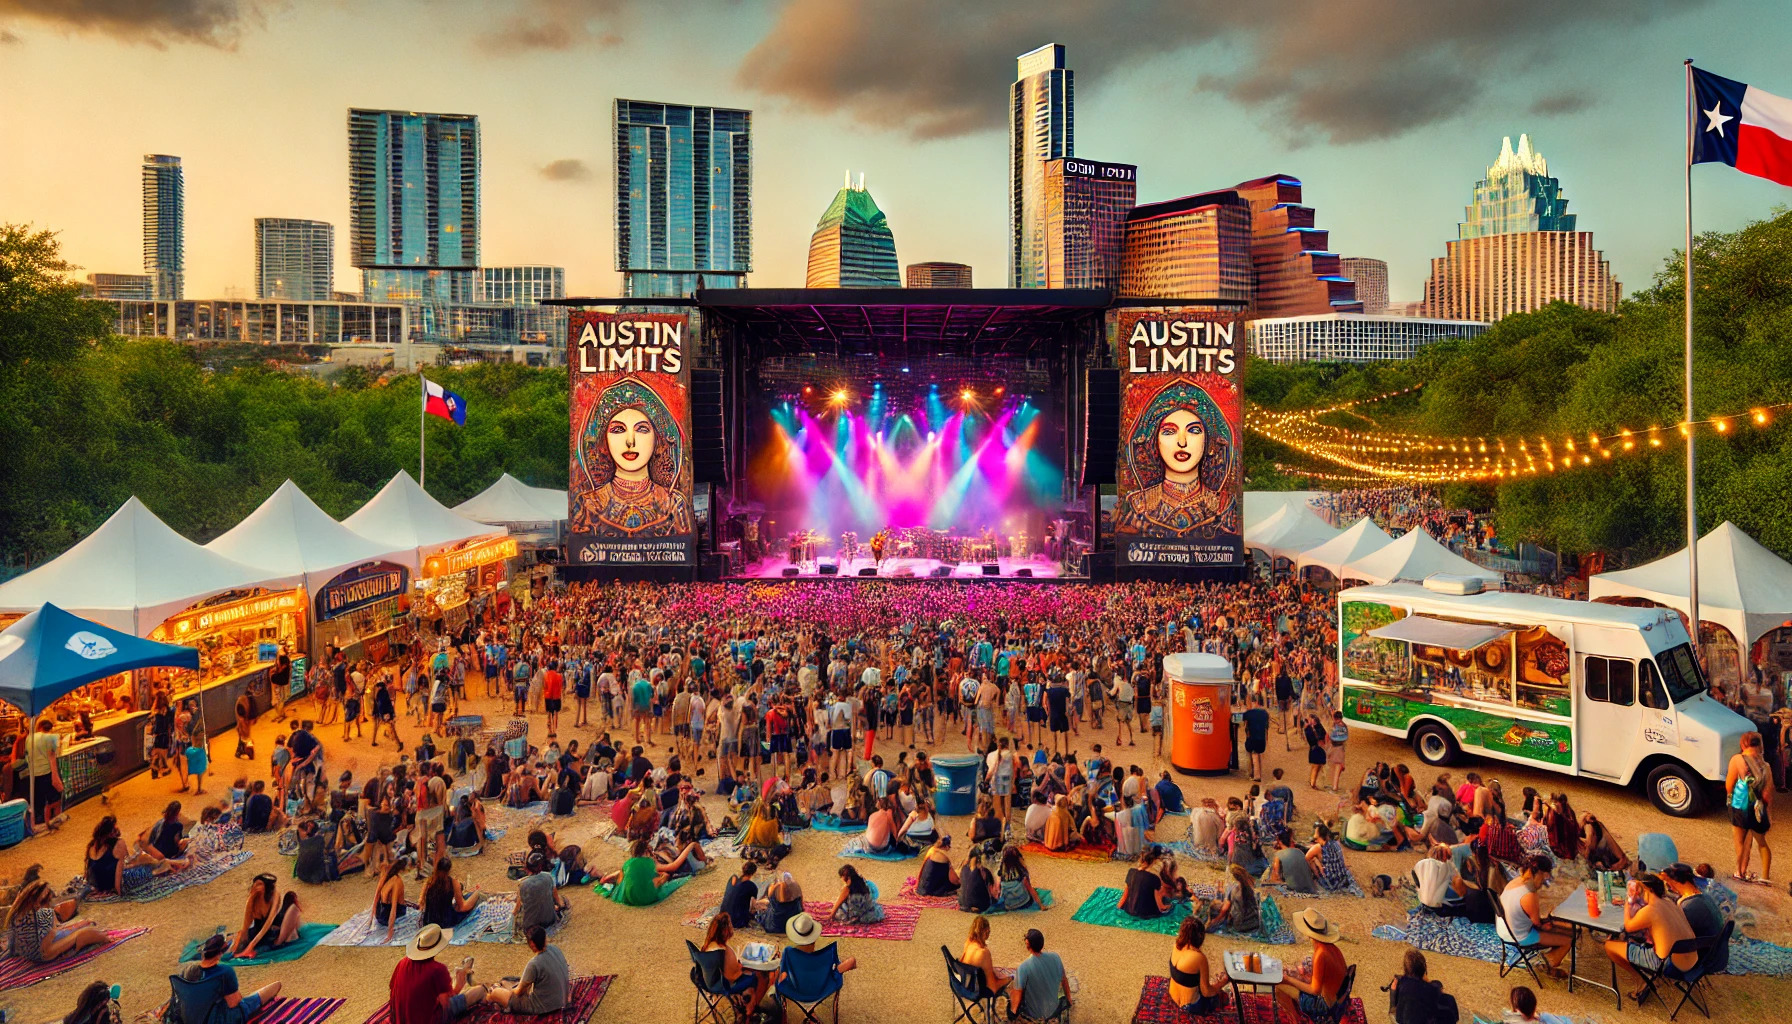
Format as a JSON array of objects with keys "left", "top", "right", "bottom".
[{"left": 3, "top": 1, "right": 1789, "bottom": 302}]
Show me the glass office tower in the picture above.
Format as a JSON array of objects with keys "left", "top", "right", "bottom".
[
  {"left": 255, "top": 218, "right": 335, "bottom": 301},
  {"left": 1460, "top": 134, "right": 1575, "bottom": 238},
  {"left": 347, "top": 108, "right": 480, "bottom": 305},
  {"left": 1010, "top": 44, "right": 1073, "bottom": 288},
  {"left": 1042, "top": 158, "right": 1135, "bottom": 289},
  {"left": 142, "top": 154, "right": 184, "bottom": 300},
  {"left": 614, "top": 99, "right": 752, "bottom": 298},
  {"left": 806, "top": 177, "right": 900, "bottom": 287}
]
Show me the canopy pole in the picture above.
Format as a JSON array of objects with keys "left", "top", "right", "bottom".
[{"left": 1684, "top": 59, "right": 1701, "bottom": 651}]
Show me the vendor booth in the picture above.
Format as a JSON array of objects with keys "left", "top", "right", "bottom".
[
  {"left": 1339, "top": 527, "right": 1504, "bottom": 589},
  {"left": 1165, "top": 652, "right": 1235, "bottom": 775},
  {"left": 346, "top": 471, "right": 513, "bottom": 633}
]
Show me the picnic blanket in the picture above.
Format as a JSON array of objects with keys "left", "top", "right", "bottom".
[
  {"left": 1269, "top": 876, "right": 1366, "bottom": 900},
  {"left": 1016, "top": 841, "right": 1115, "bottom": 863},
  {"left": 704, "top": 832, "right": 792, "bottom": 860},
  {"left": 450, "top": 829, "right": 506, "bottom": 858},
  {"left": 809, "top": 814, "right": 868, "bottom": 832},
  {"left": 0, "top": 927, "right": 149, "bottom": 991},
  {"left": 597, "top": 874, "right": 696, "bottom": 906},
  {"left": 1370, "top": 911, "right": 1516, "bottom": 967},
  {"left": 1728, "top": 934, "right": 1792, "bottom": 977},
  {"left": 357, "top": 975, "right": 613, "bottom": 1024},
  {"left": 318, "top": 896, "right": 518, "bottom": 947},
  {"left": 1070, "top": 888, "right": 1294, "bottom": 943},
  {"left": 71, "top": 850, "right": 254, "bottom": 903},
  {"left": 1131, "top": 975, "right": 1367, "bottom": 1024},
  {"left": 893, "top": 877, "right": 1055, "bottom": 912},
  {"left": 839, "top": 837, "right": 916, "bottom": 860},
  {"left": 245, "top": 997, "right": 347, "bottom": 1024},
  {"left": 180, "top": 923, "right": 335, "bottom": 965},
  {"left": 801, "top": 900, "right": 921, "bottom": 940}
]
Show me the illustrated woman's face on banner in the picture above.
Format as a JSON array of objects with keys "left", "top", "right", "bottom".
[
  {"left": 1156, "top": 408, "right": 1206, "bottom": 481},
  {"left": 606, "top": 407, "right": 657, "bottom": 476}
]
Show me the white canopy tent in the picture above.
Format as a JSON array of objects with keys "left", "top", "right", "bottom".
[
  {"left": 1589, "top": 521, "right": 1792, "bottom": 647},
  {"left": 1245, "top": 504, "right": 1342, "bottom": 562},
  {"left": 207, "top": 479, "right": 418, "bottom": 582},
  {"left": 1244, "top": 491, "right": 1325, "bottom": 531},
  {"left": 453, "top": 473, "right": 567, "bottom": 526},
  {"left": 0, "top": 497, "right": 300, "bottom": 635},
  {"left": 343, "top": 470, "right": 506, "bottom": 566},
  {"left": 1296, "top": 517, "right": 1394, "bottom": 579},
  {"left": 1339, "top": 527, "right": 1504, "bottom": 588}
]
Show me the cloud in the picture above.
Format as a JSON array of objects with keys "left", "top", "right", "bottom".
[
  {"left": 0, "top": 0, "right": 258, "bottom": 46},
  {"left": 0, "top": 28, "right": 17, "bottom": 43},
  {"left": 737, "top": 0, "right": 1700, "bottom": 143},
  {"left": 1529, "top": 91, "right": 1594, "bottom": 117},
  {"left": 479, "top": 0, "right": 630, "bottom": 52},
  {"left": 540, "top": 158, "right": 592, "bottom": 182}
]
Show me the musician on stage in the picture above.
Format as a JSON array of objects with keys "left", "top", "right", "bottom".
[{"left": 869, "top": 529, "right": 887, "bottom": 568}]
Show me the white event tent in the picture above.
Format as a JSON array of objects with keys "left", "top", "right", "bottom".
[
  {"left": 343, "top": 470, "right": 506, "bottom": 567},
  {"left": 1296, "top": 517, "right": 1394, "bottom": 579},
  {"left": 1245, "top": 503, "right": 1342, "bottom": 562},
  {"left": 1244, "top": 491, "right": 1325, "bottom": 531},
  {"left": 1339, "top": 527, "right": 1504, "bottom": 588},
  {"left": 453, "top": 473, "right": 567, "bottom": 526},
  {"left": 1589, "top": 521, "right": 1792, "bottom": 647},
  {"left": 0, "top": 497, "right": 299, "bottom": 635},
  {"left": 207, "top": 479, "right": 416, "bottom": 582}
]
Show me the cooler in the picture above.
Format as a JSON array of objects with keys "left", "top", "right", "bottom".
[
  {"left": 931, "top": 754, "right": 983, "bottom": 817},
  {"left": 0, "top": 798, "right": 28, "bottom": 848},
  {"left": 1166, "top": 653, "right": 1234, "bottom": 775}
]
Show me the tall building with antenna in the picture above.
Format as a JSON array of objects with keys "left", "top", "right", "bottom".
[
  {"left": 1010, "top": 43, "right": 1073, "bottom": 288},
  {"left": 806, "top": 172, "right": 899, "bottom": 287}
]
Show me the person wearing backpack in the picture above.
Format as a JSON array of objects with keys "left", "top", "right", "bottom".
[
  {"left": 1726, "top": 730, "right": 1774, "bottom": 883},
  {"left": 1387, "top": 950, "right": 1457, "bottom": 1024}
]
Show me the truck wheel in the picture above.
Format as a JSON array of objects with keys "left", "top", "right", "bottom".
[
  {"left": 1410, "top": 722, "right": 1459, "bottom": 767},
  {"left": 1645, "top": 763, "right": 1706, "bottom": 817}
]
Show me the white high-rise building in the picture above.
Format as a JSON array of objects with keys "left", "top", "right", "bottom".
[
  {"left": 1010, "top": 43, "right": 1073, "bottom": 288},
  {"left": 255, "top": 218, "right": 334, "bottom": 301},
  {"left": 142, "top": 154, "right": 184, "bottom": 300}
]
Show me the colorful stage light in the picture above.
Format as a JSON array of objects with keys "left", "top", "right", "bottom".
[{"left": 831, "top": 388, "right": 849, "bottom": 404}]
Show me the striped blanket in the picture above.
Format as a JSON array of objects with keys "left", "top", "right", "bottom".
[
  {"left": 246, "top": 998, "right": 347, "bottom": 1024},
  {"left": 0, "top": 927, "right": 149, "bottom": 991},
  {"left": 319, "top": 896, "right": 519, "bottom": 947},
  {"left": 70, "top": 850, "right": 254, "bottom": 903}
]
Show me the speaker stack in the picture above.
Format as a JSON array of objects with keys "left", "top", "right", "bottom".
[
  {"left": 1015, "top": 568, "right": 1034, "bottom": 578},
  {"left": 691, "top": 368, "right": 727, "bottom": 485},
  {"left": 1082, "top": 367, "right": 1121, "bottom": 486},
  {"left": 859, "top": 567, "right": 879, "bottom": 577},
  {"left": 818, "top": 563, "right": 839, "bottom": 576},
  {"left": 781, "top": 567, "right": 799, "bottom": 577},
  {"left": 981, "top": 563, "right": 1000, "bottom": 576}
]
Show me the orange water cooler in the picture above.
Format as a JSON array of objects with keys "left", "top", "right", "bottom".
[{"left": 1166, "top": 653, "right": 1235, "bottom": 775}]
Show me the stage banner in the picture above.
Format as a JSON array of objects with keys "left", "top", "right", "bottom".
[
  {"left": 1109, "top": 308, "right": 1244, "bottom": 567},
  {"left": 567, "top": 311, "right": 695, "bottom": 565}
]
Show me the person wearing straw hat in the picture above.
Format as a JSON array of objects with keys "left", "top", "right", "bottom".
[
  {"left": 1277, "top": 908, "right": 1348, "bottom": 1022},
  {"left": 776, "top": 912, "right": 857, "bottom": 979},
  {"left": 388, "top": 924, "right": 487, "bottom": 1024}
]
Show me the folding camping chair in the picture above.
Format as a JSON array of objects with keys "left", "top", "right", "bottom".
[
  {"left": 1306, "top": 964, "right": 1358, "bottom": 1024},
  {"left": 165, "top": 970, "right": 252, "bottom": 1024},
  {"left": 775, "top": 943, "right": 844, "bottom": 1024},
  {"left": 941, "top": 945, "right": 1002, "bottom": 1024},
  {"left": 1635, "top": 920, "right": 1733, "bottom": 1020},
  {"left": 1495, "top": 915, "right": 1553, "bottom": 988},
  {"left": 686, "top": 939, "right": 744, "bottom": 1024}
]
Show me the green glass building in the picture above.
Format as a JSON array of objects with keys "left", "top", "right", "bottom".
[
  {"left": 805, "top": 175, "right": 900, "bottom": 287},
  {"left": 1460, "top": 134, "right": 1576, "bottom": 239}
]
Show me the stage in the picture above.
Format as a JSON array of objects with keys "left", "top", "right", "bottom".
[{"left": 736, "top": 554, "right": 1067, "bottom": 580}]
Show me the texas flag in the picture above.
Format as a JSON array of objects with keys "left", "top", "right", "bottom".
[
  {"left": 1692, "top": 67, "right": 1792, "bottom": 186},
  {"left": 423, "top": 376, "right": 467, "bottom": 426}
]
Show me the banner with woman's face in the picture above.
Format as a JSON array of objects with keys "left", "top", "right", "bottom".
[
  {"left": 1109, "top": 308, "right": 1245, "bottom": 568},
  {"left": 567, "top": 311, "right": 695, "bottom": 565}
]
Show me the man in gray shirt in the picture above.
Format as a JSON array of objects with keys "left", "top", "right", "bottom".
[
  {"left": 488, "top": 926, "right": 569, "bottom": 1015},
  {"left": 515, "top": 853, "right": 568, "bottom": 932},
  {"left": 1010, "top": 928, "right": 1072, "bottom": 1021}
]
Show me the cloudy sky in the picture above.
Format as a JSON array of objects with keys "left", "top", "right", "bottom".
[{"left": 2, "top": 0, "right": 1788, "bottom": 302}]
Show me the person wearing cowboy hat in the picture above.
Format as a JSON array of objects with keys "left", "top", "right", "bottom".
[
  {"left": 388, "top": 924, "right": 487, "bottom": 1024},
  {"left": 1277, "top": 909, "right": 1348, "bottom": 1022},
  {"left": 774, "top": 913, "right": 857, "bottom": 983}
]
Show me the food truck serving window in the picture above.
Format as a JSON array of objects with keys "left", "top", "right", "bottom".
[
  {"left": 1584, "top": 656, "right": 1635, "bottom": 706},
  {"left": 1655, "top": 644, "right": 1707, "bottom": 705}
]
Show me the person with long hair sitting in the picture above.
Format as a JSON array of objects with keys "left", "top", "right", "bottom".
[
  {"left": 419, "top": 857, "right": 483, "bottom": 929},
  {"left": 1198, "top": 864, "right": 1261, "bottom": 934},
  {"left": 601, "top": 840, "right": 672, "bottom": 906},
  {"left": 1042, "top": 796, "right": 1079, "bottom": 851},
  {"left": 230, "top": 873, "right": 304, "bottom": 958},
  {"left": 373, "top": 855, "right": 411, "bottom": 945},
  {"left": 6, "top": 880, "right": 108, "bottom": 964},
  {"left": 1169, "top": 917, "right": 1229, "bottom": 1017},
  {"left": 826, "top": 864, "right": 884, "bottom": 924},
  {"left": 698, "top": 914, "right": 769, "bottom": 1014},
  {"left": 959, "top": 915, "right": 1011, "bottom": 1000},
  {"left": 997, "top": 845, "right": 1045, "bottom": 912},
  {"left": 958, "top": 849, "right": 996, "bottom": 914},
  {"left": 916, "top": 835, "right": 960, "bottom": 897},
  {"left": 84, "top": 816, "right": 155, "bottom": 897},
  {"left": 1121, "top": 847, "right": 1171, "bottom": 918}
]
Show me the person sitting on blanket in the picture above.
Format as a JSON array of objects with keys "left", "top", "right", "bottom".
[
  {"left": 243, "top": 780, "right": 287, "bottom": 835},
  {"left": 900, "top": 797, "right": 938, "bottom": 845},
  {"left": 827, "top": 864, "right": 885, "bottom": 924},
  {"left": 1042, "top": 796, "right": 1079, "bottom": 852},
  {"left": 958, "top": 850, "right": 997, "bottom": 914},
  {"left": 1198, "top": 864, "right": 1261, "bottom": 934},
  {"left": 740, "top": 798, "right": 784, "bottom": 851},
  {"left": 1115, "top": 793, "right": 1151, "bottom": 859},
  {"left": 135, "top": 800, "right": 191, "bottom": 871},
  {"left": 525, "top": 830, "right": 587, "bottom": 886},
  {"left": 960, "top": 914, "right": 1012, "bottom": 999},
  {"left": 1191, "top": 798, "right": 1224, "bottom": 855},
  {"left": 85, "top": 815, "right": 157, "bottom": 896},
  {"left": 420, "top": 856, "right": 484, "bottom": 929},
  {"left": 1411, "top": 845, "right": 1457, "bottom": 913},
  {"left": 229, "top": 873, "right": 303, "bottom": 959},
  {"left": 1500, "top": 856, "right": 1571, "bottom": 978},
  {"left": 1345, "top": 797, "right": 1396, "bottom": 852},
  {"left": 1276, "top": 909, "right": 1348, "bottom": 1021},
  {"left": 504, "top": 761, "right": 543, "bottom": 808},
  {"left": 601, "top": 840, "right": 672, "bottom": 905},
  {"left": 1158, "top": 852, "right": 1197, "bottom": 903},
  {"left": 1155, "top": 770, "right": 1187, "bottom": 817},
  {"left": 864, "top": 796, "right": 917, "bottom": 857},
  {"left": 59, "top": 979, "right": 123, "bottom": 1024},
  {"left": 373, "top": 855, "right": 412, "bottom": 944},
  {"left": 1602, "top": 873, "right": 1698, "bottom": 1003},
  {"left": 5, "top": 880, "right": 108, "bottom": 964},
  {"left": 515, "top": 852, "right": 571, "bottom": 933},
  {"left": 446, "top": 798, "right": 483, "bottom": 855},
  {"left": 484, "top": 925, "right": 569, "bottom": 1017},
  {"left": 757, "top": 871, "right": 805, "bottom": 934},
  {"left": 1388, "top": 950, "right": 1453, "bottom": 1024},
  {"left": 1306, "top": 824, "right": 1357, "bottom": 892},
  {"left": 1224, "top": 812, "right": 1269, "bottom": 877},
  {"left": 1121, "top": 846, "right": 1172, "bottom": 918},
  {"left": 1008, "top": 927, "right": 1073, "bottom": 1023},
  {"left": 1516, "top": 805, "right": 1552, "bottom": 861},
  {"left": 577, "top": 764, "right": 611, "bottom": 807},
  {"left": 1079, "top": 796, "right": 1115, "bottom": 848},
  {"left": 1020, "top": 791, "right": 1052, "bottom": 845},
  {"left": 666, "top": 788, "right": 713, "bottom": 842},
  {"left": 389, "top": 923, "right": 486, "bottom": 1024},
  {"left": 1579, "top": 813, "right": 1629, "bottom": 874},
  {"left": 1265, "top": 829, "right": 1319, "bottom": 893},
  {"left": 917, "top": 836, "right": 960, "bottom": 897},
  {"left": 997, "top": 845, "right": 1045, "bottom": 911},
  {"left": 1474, "top": 811, "right": 1524, "bottom": 866},
  {"left": 718, "top": 861, "right": 763, "bottom": 928},
  {"left": 1503, "top": 984, "right": 1573, "bottom": 1024},
  {"left": 1170, "top": 917, "right": 1230, "bottom": 1017},
  {"left": 836, "top": 778, "right": 869, "bottom": 825},
  {"left": 624, "top": 788, "right": 661, "bottom": 842},
  {"left": 182, "top": 934, "right": 283, "bottom": 1020}
]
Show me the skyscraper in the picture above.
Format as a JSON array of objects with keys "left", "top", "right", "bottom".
[
  {"left": 255, "top": 218, "right": 334, "bottom": 301},
  {"left": 142, "top": 154, "right": 184, "bottom": 300},
  {"left": 477, "top": 266, "right": 566, "bottom": 304},
  {"left": 1422, "top": 135, "right": 1619, "bottom": 321},
  {"left": 1339, "top": 257, "right": 1389, "bottom": 315},
  {"left": 1119, "top": 190, "right": 1253, "bottom": 303},
  {"left": 1232, "top": 174, "right": 1361, "bottom": 316},
  {"left": 1042, "top": 158, "right": 1136, "bottom": 289},
  {"left": 83, "top": 273, "right": 154, "bottom": 301},
  {"left": 906, "top": 262, "right": 973, "bottom": 288},
  {"left": 347, "top": 108, "right": 480, "bottom": 304},
  {"left": 1010, "top": 43, "right": 1073, "bottom": 288},
  {"left": 805, "top": 174, "right": 899, "bottom": 287},
  {"left": 614, "top": 99, "right": 752, "bottom": 299}
]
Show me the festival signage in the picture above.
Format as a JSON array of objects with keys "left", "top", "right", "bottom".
[
  {"left": 157, "top": 589, "right": 302, "bottom": 637},
  {"left": 422, "top": 536, "right": 518, "bottom": 578},
  {"left": 567, "top": 311, "right": 695, "bottom": 566},
  {"left": 1110, "top": 308, "right": 1245, "bottom": 568},
  {"left": 315, "top": 561, "right": 409, "bottom": 621}
]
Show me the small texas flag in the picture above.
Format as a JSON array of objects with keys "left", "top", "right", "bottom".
[
  {"left": 1692, "top": 67, "right": 1792, "bottom": 186},
  {"left": 423, "top": 376, "right": 467, "bottom": 426}
]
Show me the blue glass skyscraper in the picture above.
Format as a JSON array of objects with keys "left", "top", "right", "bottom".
[
  {"left": 348, "top": 108, "right": 480, "bottom": 305},
  {"left": 1459, "top": 134, "right": 1575, "bottom": 239},
  {"left": 613, "top": 99, "right": 752, "bottom": 299}
]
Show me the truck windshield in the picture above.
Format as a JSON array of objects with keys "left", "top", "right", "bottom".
[{"left": 1656, "top": 644, "right": 1709, "bottom": 705}]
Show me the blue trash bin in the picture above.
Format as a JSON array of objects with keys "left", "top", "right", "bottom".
[{"left": 932, "top": 754, "right": 983, "bottom": 817}]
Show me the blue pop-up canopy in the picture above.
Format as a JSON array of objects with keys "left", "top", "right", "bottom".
[{"left": 0, "top": 602, "right": 199, "bottom": 717}]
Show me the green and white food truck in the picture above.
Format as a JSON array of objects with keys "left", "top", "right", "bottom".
[{"left": 1337, "top": 576, "right": 1753, "bottom": 816}]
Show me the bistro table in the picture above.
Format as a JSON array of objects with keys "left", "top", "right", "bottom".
[
  {"left": 1545, "top": 894, "right": 1627, "bottom": 1010},
  {"left": 1224, "top": 951, "right": 1284, "bottom": 1024}
]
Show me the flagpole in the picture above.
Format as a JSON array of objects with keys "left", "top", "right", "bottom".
[
  {"left": 419, "top": 369, "right": 427, "bottom": 490},
  {"left": 1683, "top": 58, "right": 1700, "bottom": 651}
]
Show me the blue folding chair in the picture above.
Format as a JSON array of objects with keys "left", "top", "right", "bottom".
[
  {"left": 165, "top": 970, "right": 251, "bottom": 1024},
  {"left": 686, "top": 939, "right": 743, "bottom": 1024},
  {"left": 941, "top": 945, "right": 1001, "bottom": 1024},
  {"left": 776, "top": 943, "right": 844, "bottom": 1024}
]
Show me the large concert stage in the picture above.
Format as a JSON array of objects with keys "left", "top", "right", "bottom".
[{"left": 738, "top": 554, "right": 1066, "bottom": 580}]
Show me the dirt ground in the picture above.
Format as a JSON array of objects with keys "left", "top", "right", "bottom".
[{"left": 5, "top": 682, "right": 1789, "bottom": 1024}]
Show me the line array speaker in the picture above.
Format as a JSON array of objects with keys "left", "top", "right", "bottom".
[
  {"left": 691, "top": 367, "right": 727, "bottom": 485},
  {"left": 1081, "top": 367, "right": 1120, "bottom": 486}
]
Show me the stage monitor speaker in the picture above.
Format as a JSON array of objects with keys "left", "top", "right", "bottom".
[
  {"left": 930, "top": 565, "right": 953, "bottom": 578},
  {"left": 1015, "top": 568, "right": 1033, "bottom": 577},
  {"left": 1081, "top": 367, "right": 1121, "bottom": 486},
  {"left": 691, "top": 368, "right": 727, "bottom": 485},
  {"left": 981, "top": 563, "right": 1000, "bottom": 576},
  {"left": 859, "top": 567, "right": 878, "bottom": 577},
  {"left": 818, "top": 563, "right": 838, "bottom": 576},
  {"left": 781, "top": 567, "right": 799, "bottom": 577}
]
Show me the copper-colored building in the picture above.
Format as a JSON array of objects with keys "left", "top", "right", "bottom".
[
  {"left": 1041, "top": 158, "right": 1136, "bottom": 289},
  {"left": 905, "top": 262, "right": 974, "bottom": 288},
  {"left": 1119, "top": 190, "right": 1253, "bottom": 304},
  {"left": 1232, "top": 174, "right": 1361, "bottom": 316},
  {"left": 1421, "top": 232, "right": 1620, "bottom": 321}
]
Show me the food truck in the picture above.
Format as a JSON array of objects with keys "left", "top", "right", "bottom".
[{"left": 1337, "top": 577, "right": 1753, "bottom": 815}]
